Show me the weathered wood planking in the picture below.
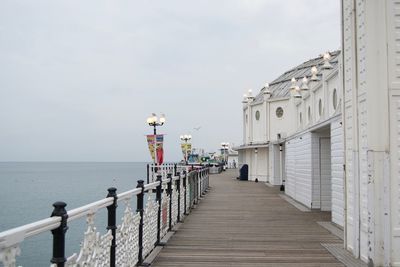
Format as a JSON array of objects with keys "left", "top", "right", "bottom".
[{"left": 152, "top": 170, "right": 344, "bottom": 267}]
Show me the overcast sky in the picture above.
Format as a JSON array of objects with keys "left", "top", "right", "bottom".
[{"left": 0, "top": 0, "right": 340, "bottom": 162}]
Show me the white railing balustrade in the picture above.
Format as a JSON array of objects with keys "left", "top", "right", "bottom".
[
  {"left": 142, "top": 195, "right": 159, "bottom": 258},
  {"left": 160, "top": 181, "right": 170, "bottom": 239},
  {"left": 171, "top": 179, "right": 179, "bottom": 227},
  {"left": 63, "top": 213, "right": 113, "bottom": 267},
  {"left": 0, "top": 167, "right": 210, "bottom": 267},
  {"left": 115, "top": 198, "right": 140, "bottom": 267}
]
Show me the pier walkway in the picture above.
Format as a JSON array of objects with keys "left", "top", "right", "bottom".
[{"left": 152, "top": 170, "right": 344, "bottom": 267}]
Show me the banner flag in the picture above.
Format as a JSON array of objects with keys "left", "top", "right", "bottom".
[
  {"left": 146, "top": 134, "right": 164, "bottom": 164},
  {"left": 180, "top": 143, "right": 192, "bottom": 160},
  {"left": 156, "top": 134, "right": 164, "bottom": 164},
  {"left": 146, "top": 135, "right": 156, "bottom": 160}
]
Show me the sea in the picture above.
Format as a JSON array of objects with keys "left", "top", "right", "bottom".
[{"left": 0, "top": 162, "right": 148, "bottom": 266}]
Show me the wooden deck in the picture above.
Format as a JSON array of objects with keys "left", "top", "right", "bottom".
[{"left": 151, "top": 170, "right": 344, "bottom": 267}]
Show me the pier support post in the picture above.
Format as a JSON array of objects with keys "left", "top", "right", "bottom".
[
  {"left": 199, "top": 169, "right": 203, "bottom": 198},
  {"left": 50, "top": 201, "right": 68, "bottom": 267},
  {"left": 156, "top": 174, "right": 162, "bottom": 245},
  {"left": 167, "top": 173, "right": 172, "bottom": 231},
  {"left": 195, "top": 171, "right": 198, "bottom": 204},
  {"left": 183, "top": 171, "right": 188, "bottom": 215},
  {"left": 176, "top": 172, "right": 181, "bottom": 222},
  {"left": 136, "top": 180, "right": 145, "bottom": 265},
  {"left": 106, "top": 187, "right": 118, "bottom": 267},
  {"left": 146, "top": 164, "right": 149, "bottom": 184}
]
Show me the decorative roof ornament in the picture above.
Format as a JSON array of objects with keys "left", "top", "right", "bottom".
[
  {"left": 301, "top": 76, "right": 309, "bottom": 91},
  {"left": 247, "top": 89, "right": 255, "bottom": 101},
  {"left": 263, "top": 82, "right": 271, "bottom": 95},
  {"left": 290, "top": 77, "right": 297, "bottom": 90},
  {"left": 242, "top": 93, "right": 249, "bottom": 103},
  {"left": 310, "top": 66, "right": 320, "bottom": 81},
  {"left": 322, "top": 52, "right": 333, "bottom": 70},
  {"left": 293, "top": 85, "right": 302, "bottom": 98}
]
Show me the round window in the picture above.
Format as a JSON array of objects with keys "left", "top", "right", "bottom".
[
  {"left": 276, "top": 107, "right": 284, "bottom": 118},
  {"left": 308, "top": 106, "right": 311, "bottom": 122},
  {"left": 255, "top": 110, "right": 260, "bottom": 120},
  {"left": 333, "top": 89, "right": 337, "bottom": 109},
  {"left": 318, "top": 99, "right": 323, "bottom": 117}
]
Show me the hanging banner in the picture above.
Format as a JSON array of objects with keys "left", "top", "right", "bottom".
[
  {"left": 147, "top": 134, "right": 164, "bottom": 164},
  {"left": 156, "top": 134, "right": 164, "bottom": 164},
  {"left": 146, "top": 135, "right": 156, "bottom": 160},
  {"left": 180, "top": 143, "right": 192, "bottom": 159}
]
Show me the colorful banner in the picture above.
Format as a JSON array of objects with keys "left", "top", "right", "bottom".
[
  {"left": 146, "top": 135, "right": 156, "bottom": 160},
  {"left": 146, "top": 134, "right": 164, "bottom": 164},
  {"left": 156, "top": 134, "right": 164, "bottom": 164},
  {"left": 181, "top": 143, "right": 192, "bottom": 160}
]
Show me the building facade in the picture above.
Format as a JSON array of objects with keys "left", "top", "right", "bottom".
[
  {"left": 341, "top": 0, "right": 400, "bottom": 265},
  {"left": 238, "top": 0, "right": 400, "bottom": 265},
  {"left": 237, "top": 51, "right": 345, "bottom": 227}
]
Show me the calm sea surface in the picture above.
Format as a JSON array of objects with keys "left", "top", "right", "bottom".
[{"left": 0, "top": 162, "right": 148, "bottom": 266}]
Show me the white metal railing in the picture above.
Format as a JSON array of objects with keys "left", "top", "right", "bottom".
[{"left": 0, "top": 167, "right": 210, "bottom": 267}]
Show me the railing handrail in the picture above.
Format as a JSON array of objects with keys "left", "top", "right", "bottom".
[
  {"left": 0, "top": 182, "right": 158, "bottom": 248},
  {"left": 0, "top": 217, "right": 62, "bottom": 248},
  {"left": 0, "top": 165, "right": 210, "bottom": 267},
  {"left": 143, "top": 181, "right": 160, "bottom": 191}
]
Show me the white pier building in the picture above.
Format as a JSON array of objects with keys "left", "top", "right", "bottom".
[
  {"left": 237, "top": 50, "right": 344, "bottom": 225},
  {"left": 238, "top": 0, "right": 400, "bottom": 265}
]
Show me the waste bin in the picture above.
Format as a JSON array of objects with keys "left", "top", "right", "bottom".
[{"left": 239, "top": 164, "right": 248, "bottom": 181}]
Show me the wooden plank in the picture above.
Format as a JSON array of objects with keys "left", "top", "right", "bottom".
[{"left": 151, "top": 170, "right": 344, "bottom": 266}]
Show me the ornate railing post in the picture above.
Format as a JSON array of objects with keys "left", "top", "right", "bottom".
[
  {"left": 195, "top": 171, "right": 198, "bottom": 204},
  {"left": 206, "top": 168, "right": 209, "bottom": 189},
  {"left": 146, "top": 164, "right": 150, "bottom": 184},
  {"left": 106, "top": 187, "right": 118, "bottom": 267},
  {"left": 136, "top": 180, "right": 145, "bottom": 265},
  {"left": 199, "top": 169, "right": 202, "bottom": 196},
  {"left": 173, "top": 164, "right": 177, "bottom": 176},
  {"left": 167, "top": 173, "right": 173, "bottom": 231},
  {"left": 176, "top": 172, "right": 181, "bottom": 222},
  {"left": 156, "top": 174, "right": 162, "bottom": 245},
  {"left": 167, "top": 173, "right": 172, "bottom": 231},
  {"left": 50, "top": 201, "right": 68, "bottom": 267},
  {"left": 183, "top": 171, "right": 188, "bottom": 215}
]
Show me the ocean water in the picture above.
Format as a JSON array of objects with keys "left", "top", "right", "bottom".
[{"left": 0, "top": 162, "right": 147, "bottom": 266}]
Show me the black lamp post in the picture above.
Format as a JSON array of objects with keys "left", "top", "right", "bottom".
[
  {"left": 221, "top": 142, "right": 229, "bottom": 167},
  {"left": 180, "top": 134, "right": 192, "bottom": 164}
]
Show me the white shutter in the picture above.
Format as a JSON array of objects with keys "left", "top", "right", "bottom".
[
  {"left": 388, "top": 1, "right": 400, "bottom": 265},
  {"left": 343, "top": 0, "right": 357, "bottom": 255},
  {"left": 331, "top": 120, "right": 345, "bottom": 227}
]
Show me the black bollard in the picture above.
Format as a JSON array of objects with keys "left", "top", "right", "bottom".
[
  {"left": 106, "top": 187, "right": 118, "bottom": 267},
  {"left": 50, "top": 201, "right": 68, "bottom": 267},
  {"left": 136, "top": 180, "right": 145, "bottom": 265}
]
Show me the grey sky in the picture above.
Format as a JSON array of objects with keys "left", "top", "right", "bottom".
[{"left": 0, "top": 0, "right": 340, "bottom": 162}]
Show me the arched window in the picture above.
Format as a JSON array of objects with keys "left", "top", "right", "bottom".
[
  {"left": 276, "top": 107, "right": 284, "bottom": 118},
  {"left": 318, "top": 99, "right": 323, "bottom": 117},
  {"left": 332, "top": 88, "right": 338, "bottom": 110}
]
